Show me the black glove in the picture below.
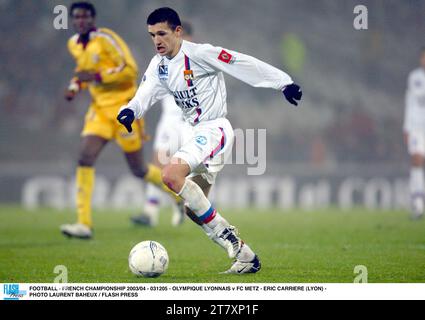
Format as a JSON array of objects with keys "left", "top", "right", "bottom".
[
  {"left": 283, "top": 83, "right": 302, "bottom": 106},
  {"left": 117, "top": 108, "right": 135, "bottom": 133}
]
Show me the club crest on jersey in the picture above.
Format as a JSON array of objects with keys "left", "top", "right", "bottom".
[
  {"left": 158, "top": 65, "right": 168, "bottom": 80},
  {"left": 184, "top": 70, "right": 194, "bottom": 81},
  {"left": 196, "top": 136, "right": 207, "bottom": 146},
  {"left": 218, "top": 50, "right": 235, "bottom": 64}
]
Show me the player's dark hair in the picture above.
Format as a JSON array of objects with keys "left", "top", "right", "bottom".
[
  {"left": 147, "top": 7, "right": 181, "bottom": 30},
  {"left": 70, "top": 2, "right": 96, "bottom": 17},
  {"left": 181, "top": 21, "right": 193, "bottom": 36}
]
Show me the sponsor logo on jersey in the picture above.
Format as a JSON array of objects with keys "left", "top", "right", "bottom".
[
  {"left": 196, "top": 136, "right": 207, "bottom": 146},
  {"left": 218, "top": 50, "right": 235, "bottom": 64},
  {"left": 172, "top": 87, "right": 200, "bottom": 110},
  {"left": 158, "top": 64, "right": 168, "bottom": 80}
]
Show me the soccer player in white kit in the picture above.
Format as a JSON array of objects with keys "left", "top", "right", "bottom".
[
  {"left": 404, "top": 48, "right": 425, "bottom": 220},
  {"left": 131, "top": 22, "right": 194, "bottom": 227},
  {"left": 118, "top": 8, "right": 302, "bottom": 273}
]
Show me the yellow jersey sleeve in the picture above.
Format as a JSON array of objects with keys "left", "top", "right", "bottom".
[
  {"left": 66, "top": 28, "right": 138, "bottom": 107},
  {"left": 96, "top": 28, "right": 138, "bottom": 85},
  {"left": 67, "top": 36, "right": 88, "bottom": 91}
]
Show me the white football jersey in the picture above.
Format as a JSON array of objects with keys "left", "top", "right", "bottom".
[
  {"left": 154, "top": 94, "right": 192, "bottom": 154},
  {"left": 404, "top": 68, "right": 425, "bottom": 132},
  {"left": 126, "top": 40, "right": 293, "bottom": 125},
  {"left": 160, "top": 94, "right": 184, "bottom": 122}
]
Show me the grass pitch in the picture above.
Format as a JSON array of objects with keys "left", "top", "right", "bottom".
[{"left": 0, "top": 206, "right": 424, "bottom": 283}]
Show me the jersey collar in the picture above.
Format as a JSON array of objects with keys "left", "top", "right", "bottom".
[
  {"left": 165, "top": 40, "right": 186, "bottom": 62},
  {"left": 77, "top": 27, "right": 98, "bottom": 49}
]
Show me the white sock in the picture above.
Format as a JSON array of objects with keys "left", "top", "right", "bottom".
[
  {"left": 201, "top": 224, "right": 213, "bottom": 237},
  {"left": 171, "top": 201, "right": 180, "bottom": 215},
  {"left": 237, "top": 243, "right": 256, "bottom": 262},
  {"left": 178, "top": 179, "right": 229, "bottom": 230},
  {"left": 144, "top": 184, "right": 161, "bottom": 221},
  {"left": 410, "top": 167, "right": 425, "bottom": 215},
  {"left": 178, "top": 179, "right": 257, "bottom": 261},
  {"left": 410, "top": 167, "right": 425, "bottom": 196}
]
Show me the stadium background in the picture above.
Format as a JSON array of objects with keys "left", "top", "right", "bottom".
[{"left": 0, "top": 0, "right": 423, "bottom": 210}]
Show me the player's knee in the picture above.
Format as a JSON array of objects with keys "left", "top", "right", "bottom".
[
  {"left": 162, "top": 165, "right": 183, "bottom": 193},
  {"left": 78, "top": 152, "right": 97, "bottom": 167},
  {"left": 129, "top": 165, "right": 148, "bottom": 179},
  {"left": 411, "top": 154, "right": 425, "bottom": 167}
]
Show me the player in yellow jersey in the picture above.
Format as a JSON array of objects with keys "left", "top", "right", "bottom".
[{"left": 60, "top": 2, "right": 183, "bottom": 239}]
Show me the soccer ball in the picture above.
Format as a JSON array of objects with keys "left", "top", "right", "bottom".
[{"left": 128, "top": 241, "right": 169, "bottom": 278}]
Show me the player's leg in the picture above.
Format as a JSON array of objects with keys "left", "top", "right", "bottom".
[
  {"left": 61, "top": 135, "right": 108, "bottom": 239},
  {"left": 131, "top": 150, "right": 164, "bottom": 226},
  {"left": 165, "top": 152, "right": 187, "bottom": 227},
  {"left": 124, "top": 149, "right": 183, "bottom": 225},
  {"left": 407, "top": 131, "right": 425, "bottom": 219},
  {"left": 131, "top": 119, "right": 189, "bottom": 226},
  {"left": 410, "top": 154, "right": 424, "bottom": 219},
  {"left": 61, "top": 106, "right": 113, "bottom": 239},
  {"left": 162, "top": 161, "right": 225, "bottom": 241},
  {"left": 162, "top": 158, "right": 260, "bottom": 274},
  {"left": 133, "top": 148, "right": 185, "bottom": 226},
  {"left": 185, "top": 175, "right": 211, "bottom": 222},
  {"left": 117, "top": 119, "right": 184, "bottom": 226},
  {"left": 161, "top": 123, "right": 233, "bottom": 237},
  {"left": 162, "top": 163, "right": 246, "bottom": 255},
  {"left": 182, "top": 175, "right": 241, "bottom": 247},
  {"left": 124, "top": 150, "right": 182, "bottom": 204},
  {"left": 183, "top": 175, "right": 213, "bottom": 235}
]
